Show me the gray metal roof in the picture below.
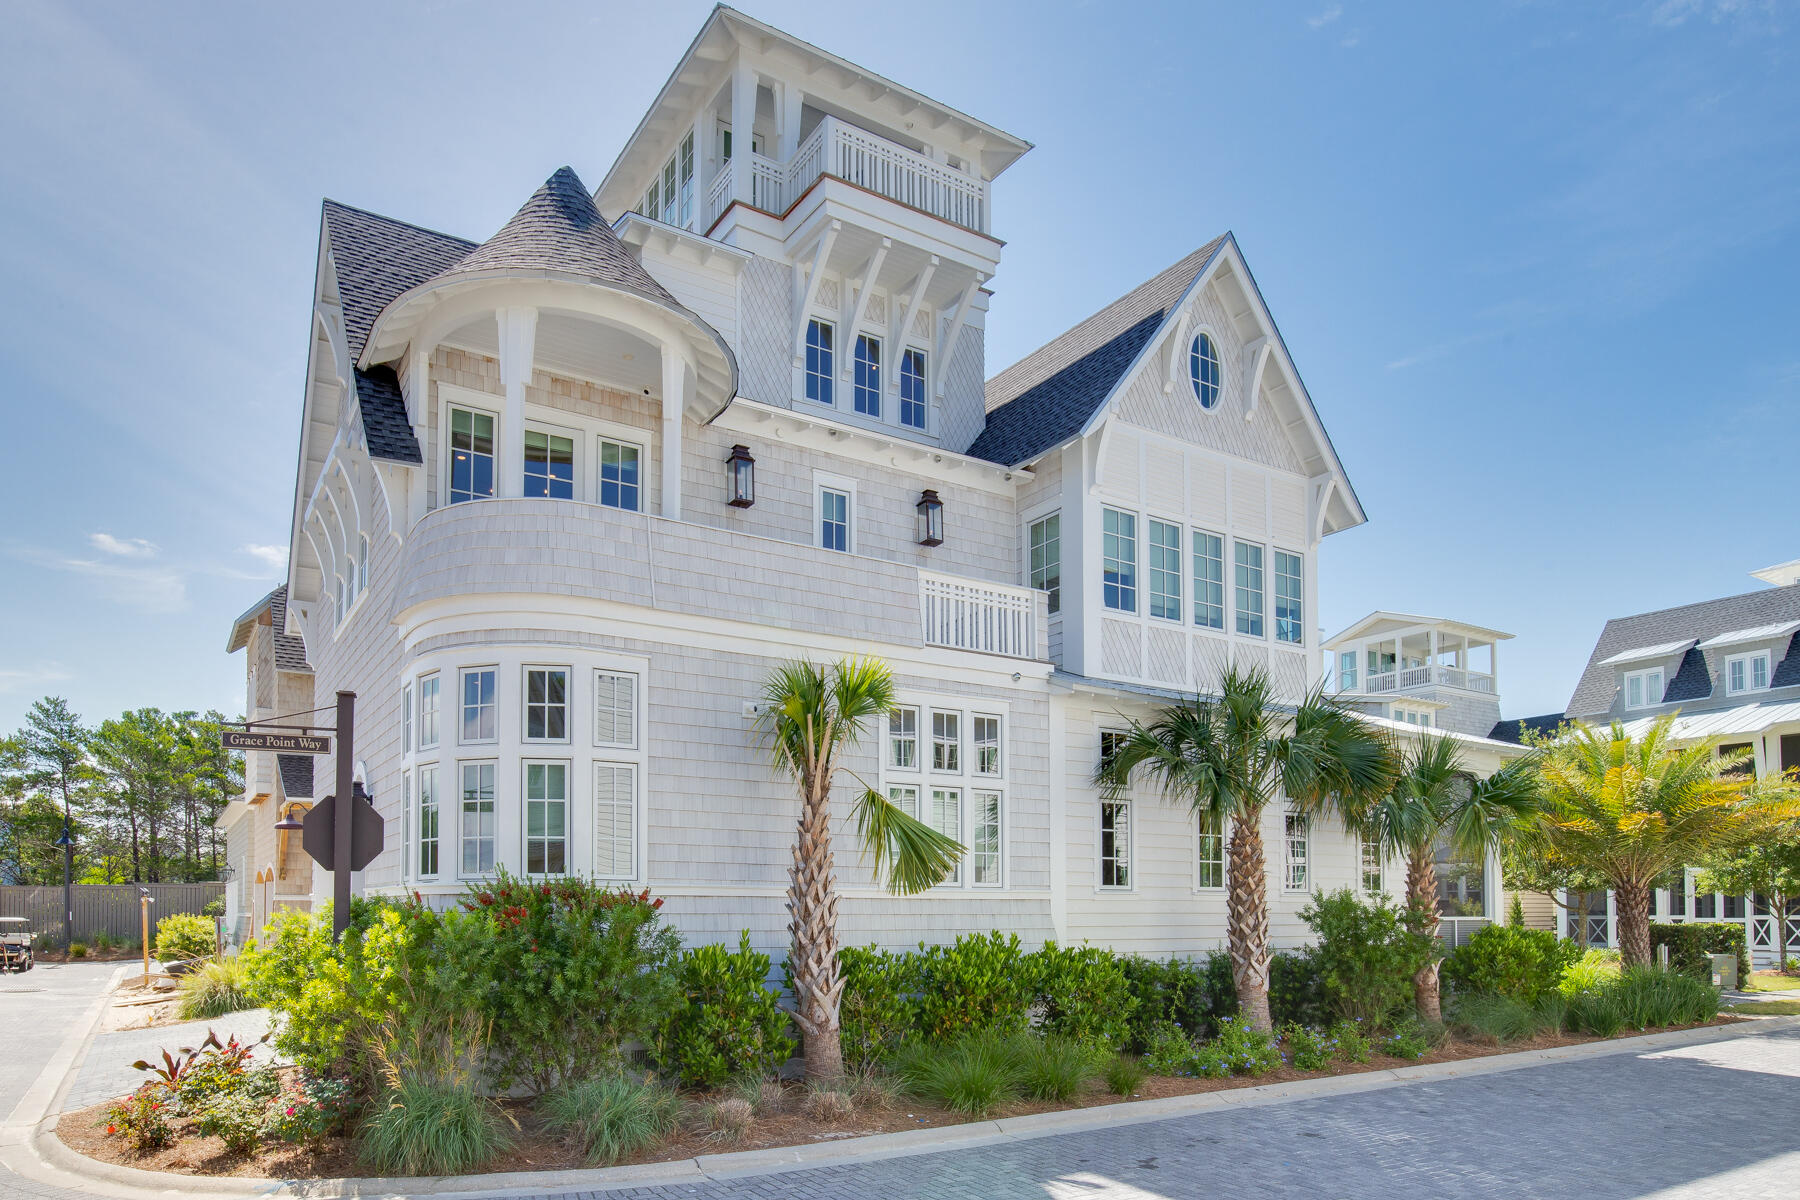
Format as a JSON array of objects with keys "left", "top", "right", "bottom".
[
  {"left": 1566, "top": 582, "right": 1800, "bottom": 717},
  {"left": 967, "top": 236, "right": 1227, "bottom": 468}
]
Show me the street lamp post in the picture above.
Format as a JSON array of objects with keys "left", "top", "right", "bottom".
[{"left": 53, "top": 819, "right": 75, "bottom": 952}]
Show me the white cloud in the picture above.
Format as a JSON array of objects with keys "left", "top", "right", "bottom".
[
  {"left": 242, "top": 543, "right": 288, "bottom": 573},
  {"left": 0, "top": 663, "right": 73, "bottom": 693},
  {"left": 1308, "top": 4, "right": 1344, "bottom": 29},
  {"left": 88, "top": 532, "right": 158, "bottom": 558},
  {"left": 57, "top": 555, "right": 188, "bottom": 613},
  {"left": 1648, "top": 0, "right": 1785, "bottom": 33}
]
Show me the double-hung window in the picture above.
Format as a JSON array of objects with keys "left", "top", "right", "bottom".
[
  {"left": 1274, "top": 550, "right": 1303, "bottom": 644},
  {"left": 417, "top": 764, "right": 439, "bottom": 877},
  {"left": 1284, "top": 805, "right": 1309, "bottom": 891},
  {"left": 853, "top": 334, "right": 881, "bottom": 417},
  {"left": 525, "top": 667, "right": 569, "bottom": 742},
  {"left": 805, "top": 319, "right": 835, "bottom": 405},
  {"left": 524, "top": 429, "right": 575, "bottom": 499},
  {"left": 1197, "top": 811, "right": 1224, "bottom": 889},
  {"left": 523, "top": 761, "right": 568, "bottom": 875},
  {"left": 1028, "top": 513, "right": 1061, "bottom": 614},
  {"left": 593, "top": 762, "right": 637, "bottom": 879},
  {"left": 418, "top": 673, "right": 440, "bottom": 749},
  {"left": 677, "top": 131, "right": 695, "bottom": 226},
  {"left": 973, "top": 715, "right": 1001, "bottom": 776},
  {"left": 889, "top": 707, "right": 919, "bottom": 768},
  {"left": 1102, "top": 508, "right": 1137, "bottom": 612},
  {"left": 448, "top": 407, "right": 496, "bottom": 504},
  {"left": 1726, "top": 652, "right": 1770, "bottom": 695},
  {"left": 1338, "top": 651, "right": 1358, "bottom": 693},
  {"left": 899, "top": 348, "right": 927, "bottom": 429},
  {"left": 1148, "top": 519, "right": 1182, "bottom": 621},
  {"left": 1099, "top": 731, "right": 1131, "bottom": 889},
  {"left": 970, "top": 790, "right": 1002, "bottom": 886},
  {"left": 1360, "top": 836, "right": 1383, "bottom": 894},
  {"left": 598, "top": 438, "right": 641, "bottom": 511},
  {"left": 930, "top": 788, "right": 962, "bottom": 884},
  {"left": 888, "top": 699, "right": 1004, "bottom": 888},
  {"left": 819, "top": 486, "right": 851, "bottom": 552},
  {"left": 1235, "top": 541, "right": 1265, "bottom": 638},
  {"left": 459, "top": 761, "right": 496, "bottom": 875},
  {"left": 1624, "top": 667, "right": 1664, "bottom": 709},
  {"left": 932, "top": 711, "right": 961, "bottom": 772},
  {"left": 1192, "top": 530, "right": 1224, "bottom": 629},
  {"left": 460, "top": 668, "right": 497, "bottom": 743}
]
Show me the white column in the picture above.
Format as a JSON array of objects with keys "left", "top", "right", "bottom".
[
  {"left": 661, "top": 348, "right": 686, "bottom": 520},
  {"left": 496, "top": 307, "right": 537, "bottom": 499},
  {"left": 776, "top": 80, "right": 802, "bottom": 162},
  {"left": 729, "top": 60, "right": 757, "bottom": 207},
  {"left": 1428, "top": 628, "right": 1438, "bottom": 683}
]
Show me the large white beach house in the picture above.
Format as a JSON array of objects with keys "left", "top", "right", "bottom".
[{"left": 219, "top": 6, "right": 1523, "bottom": 956}]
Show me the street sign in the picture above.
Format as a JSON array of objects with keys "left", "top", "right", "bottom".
[
  {"left": 301, "top": 786, "right": 384, "bottom": 873},
  {"left": 221, "top": 730, "right": 331, "bottom": 754}
]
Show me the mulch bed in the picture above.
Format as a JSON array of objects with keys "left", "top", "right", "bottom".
[{"left": 58, "top": 1018, "right": 1742, "bottom": 1180}]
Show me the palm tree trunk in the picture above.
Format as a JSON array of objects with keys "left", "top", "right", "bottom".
[
  {"left": 1225, "top": 806, "right": 1273, "bottom": 1032},
  {"left": 1406, "top": 849, "right": 1442, "bottom": 1022},
  {"left": 785, "top": 770, "right": 845, "bottom": 1080},
  {"left": 1615, "top": 879, "right": 1652, "bottom": 968}
]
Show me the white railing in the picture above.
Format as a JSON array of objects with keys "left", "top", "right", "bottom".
[
  {"left": 1437, "top": 917, "right": 1492, "bottom": 948},
  {"left": 1360, "top": 666, "right": 1496, "bottom": 695},
  {"left": 704, "top": 165, "right": 732, "bottom": 228},
  {"left": 920, "top": 573, "right": 1038, "bottom": 659}
]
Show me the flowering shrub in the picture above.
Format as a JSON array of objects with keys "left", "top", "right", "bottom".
[
  {"left": 653, "top": 933, "right": 795, "bottom": 1087},
  {"left": 104, "top": 1085, "right": 173, "bottom": 1152},
  {"left": 195, "top": 1090, "right": 267, "bottom": 1153},
  {"left": 260, "top": 1073, "right": 357, "bottom": 1142},
  {"left": 1383, "top": 1020, "right": 1432, "bottom": 1059},
  {"left": 1139, "top": 1020, "right": 1197, "bottom": 1075},
  {"left": 1329, "top": 1019, "right": 1373, "bottom": 1063},
  {"left": 1211, "top": 1015, "right": 1282, "bottom": 1076},
  {"left": 1281, "top": 1024, "right": 1334, "bottom": 1071}
]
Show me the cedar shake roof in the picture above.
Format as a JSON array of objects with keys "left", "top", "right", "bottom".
[{"left": 226, "top": 585, "right": 311, "bottom": 671}]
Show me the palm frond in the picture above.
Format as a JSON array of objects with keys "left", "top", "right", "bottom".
[{"left": 852, "top": 786, "right": 964, "bottom": 894}]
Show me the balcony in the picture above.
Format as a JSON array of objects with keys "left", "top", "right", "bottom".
[
  {"left": 920, "top": 573, "right": 1040, "bottom": 659},
  {"left": 705, "top": 115, "right": 990, "bottom": 235},
  {"left": 1362, "top": 665, "right": 1496, "bottom": 695}
]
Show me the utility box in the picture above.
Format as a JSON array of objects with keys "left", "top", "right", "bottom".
[{"left": 1709, "top": 952, "right": 1738, "bottom": 991}]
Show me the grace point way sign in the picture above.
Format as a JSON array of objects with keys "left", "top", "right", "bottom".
[{"left": 220, "top": 730, "right": 332, "bottom": 755}]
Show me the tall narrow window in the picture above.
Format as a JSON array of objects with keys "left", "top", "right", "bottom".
[
  {"left": 594, "top": 670, "right": 637, "bottom": 748},
  {"left": 449, "top": 407, "right": 495, "bottom": 504},
  {"left": 900, "top": 348, "right": 927, "bottom": 429},
  {"left": 678, "top": 131, "right": 695, "bottom": 226},
  {"left": 594, "top": 763, "right": 637, "bottom": 879},
  {"left": 525, "top": 667, "right": 569, "bottom": 742},
  {"left": 599, "top": 438, "right": 641, "bottom": 511},
  {"left": 459, "top": 762, "right": 496, "bottom": 875},
  {"left": 1360, "top": 837, "right": 1383, "bottom": 894},
  {"left": 357, "top": 533, "right": 369, "bottom": 594},
  {"left": 402, "top": 684, "right": 413, "bottom": 756},
  {"left": 932, "top": 711, "right": 961, "bottom": 772},
  {"left": 971, "top": 790, "right": 1002, "bottom": 886},
  {"left": 1197, "top": 811, "right": 1224, "bottom": 889},
  {"left": 524, "top": 429, "right": 575, "bottom": 499},
  {"left": 1338, "top": 651, "right": 1358, "bottom": 692},
  {"left": 1029, "top": 513, "right": 1061, "bottom": 614},
  {"left": 1149, "top": 519, "right": 1182, "bottom": 621},
  {"left": 524, "top": 762, "right": 568, "bottom": 875},
  {"left": 1274, "top": 550, "right": 1303, "bottom": 644},
  {"left": 642, "top": 178, "right": 659, "bottom": 220},
  {"left": 1103, "top": 508, "right": 1137, "bottom": 612},
  {"left": 661, "top": 154, "right": 678, "bottom": 224},
  {"left": 1284, "top": 806, "right": 1309, "bottom": 891},
  {"left": 461, "top": 668, "right": 497, "bottom": 743},
  {"left": 805, "top": 319, "right": 835, "bottom": 405},
  {"left": 417, "top": 765, "right": 439, "bottom": 877},
  {"left": 930, "top": 788, "right": 962, "bottom": 884},
  {"left": 889, "top": 707, "right": 918, "bottom": 769},
  {"left": 418, "top": 673, "right": 440, "bottom": 749},
  {"left": 973, "top": 715, "right": 1001, "bottom": 776},
  {"left": 1192, "top": 530, "right": 1224, "bottom": 629},
  {"left": 853, "top": 334, "right": 881, "bottom": 417},
  {"left": 1235, "top": 542, "right": 1265, "bottom": 637},
  {"left": 819, "top": 487, "right": 850, "bottom": 552},
  {"left": 1100, "top": 800, "right": 1132, "bottom": 889}
]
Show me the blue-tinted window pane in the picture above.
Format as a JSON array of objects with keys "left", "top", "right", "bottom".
[
  {"left": 1275, "top": 550, "right": 1303, "bottom": 644},
  {"left": 900, "top": 349, "right": 927, "bottom": 429},
  {"left": 1103, "top": 508, "right": 1136, "bottom": 612},
  {"left": 854, "top": 334, "right": 881, "bottom": 417},
  {"left": 1192, "top": 530, "right": 1224, "bottom": 629},
  {"left": 600, "top": 440, "right": 640, "bottom": 511},
  {"left": 449, "top": 408, "right": 495, "bottom": 504},
  {"left": 1149, "top": 519, "right": 1181, "bottom": 621},
  {"left": 805, "top": 320, "right": 834, "bottom": 405},
  {"left": 523, "top": 429, "right": 574, "bottom": 499},
  {"left": 1190, "top": 334, "right": 1221, "bottom": 409},
  {"left": 821, "top": 488, "right": 849, "bottom": 551},
  {"left": 1235, "top": 542, "right": 1264, "bottom": 637}
]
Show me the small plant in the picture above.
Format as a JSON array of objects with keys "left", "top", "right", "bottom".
[
  {"left": 104, "top": 1085, "right": 173, "bottom": 1152},
  {"left": 132, "top": 1028, "right": 268, "bottom": 1109},
  {"left": 1533, "top": 991, "right": 1570, "bottom": 1034},
  {"left": 805, "top": 1086, "right": 855, "bottom": 1123},
  {"left": 1188, "top": 1042, "right": 1232, "bottom": 1078},
  {"left": 1560, "top": 948, "right": 1621, "bottom": 997},
  {"left": 195, "top": 1090, "right": 267, "bottom": 1154},
  {"left": 154, "top": 913, "right": 217, "bottom": 963},
  {"left": 70, "top": 941, "right": 88, "bottom": 959},
  {"left": 1448, "top": 993, "right": 1541, "bottom": 1044},
  {"left": 1104, "top": 1055, "right": 1147, "bottom": 1096},
  {"left": 895, "top": 1032, "right": 1022, "bottom": 1117},
  {"left": 1139, "top": 1021, "right": 1196, "bottom": 1075},
  {"left": 1281, "top": 1024, "right": 1333, "bottom": 1072},
  {"left": 1563, "top": 990, "right": 1625, "bottom": 1038},
  {"left": 91, "top": 930, "right": 116, "bottom": 954},
  {"left": 1382, "top": 1020, "right": 1431, "bottom": 1060},
  {"left": 1015, "top": 1035, "right": 1099, "bottom": 1102},
  {"left": 1211, "top": 1016, "right": 1281, "bottom": 1077},
  {"left": 261, "top": 1073, "right": 358, "bottom": 1143},
  {"left": 1329, "top": 1020, "right": 1373, "bottom": 1064},
  {"left": 1441, "top": 925, "right": 1580, "bottom": 1004},
  {"left": 539, "top": 1074, "right": 682, "bottom": 1167},
  {"left": 361, "top": 1073, "right": 513, "bottom": 1176},
  {"left": 178, "top": 957, "right": 257, "bottom": 1021},
  {"left": 846, "top": 1068, "right": 901, "bottom": 1112},
  {"left": 703, "top": 1097, "right": 755, "bottom": 1144},
  {"left": 730, "top": 1075, "right": 786, "bottom": 1115},
  {"left": 653, "top": 933, "right": 796, "bottom": 1088}
]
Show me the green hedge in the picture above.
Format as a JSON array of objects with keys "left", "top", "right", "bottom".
[
  {"left": 1442, "top": 925, "right": 1581, "bottom": 1003},
  {"left": 1650, "top": 922, "right": 1750, "bottom": 984}
]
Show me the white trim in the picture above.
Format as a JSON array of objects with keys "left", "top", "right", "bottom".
[
  {"left": 519, "top": 757, "right": 573, "bottom": 877},
  {"left": 457, "top": 664, "right": 500, "bottom": 745},
  {"left": 521, "top": 664, "right": 573, "bottom": 744},
  {"left": 713, "top": 397, "right": 1022, "bottom": 491},
  {"left": 813, "top": 470, "right": 859, "bottom": 553},
  {"left": 1726, "top": 650, "right": 1772, "bottom": 696}
]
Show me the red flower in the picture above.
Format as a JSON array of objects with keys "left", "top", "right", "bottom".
[{"left": 106, "top": 1125, "right": 116, "bottom": 1135}]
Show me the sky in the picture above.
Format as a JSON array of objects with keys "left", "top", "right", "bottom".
[{"left": 0, "top": 0, "right": 1796, "bottom": 731}]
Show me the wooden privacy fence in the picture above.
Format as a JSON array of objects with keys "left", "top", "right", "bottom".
[{"left": 0, "top": 883, "right": 224, "bottom": 945}]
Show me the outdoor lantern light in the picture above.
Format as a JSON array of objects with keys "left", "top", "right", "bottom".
[
  {"left": 273, "top": 804, "right": 305, "bottom": 833},
  {"left": 727, "top": 444, "right": 755, "bottom": 507},
  {"left": 916, "top": 489, "right": 944, "bottom": 546},
  {"left": 53, "top": 822, "right": 74, "bottom": 851}
]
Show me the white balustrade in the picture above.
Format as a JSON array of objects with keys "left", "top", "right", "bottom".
[{"left": 920, "top": 573, "right": 1039, "bottom": 658}]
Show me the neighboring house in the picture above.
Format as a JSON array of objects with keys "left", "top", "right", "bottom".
[
  {"left": 227, "top": 5, "right": 1519, "bottom": 961},
  {"left": 1546, "top": 558, "right": 1800, "bottom": 962}
]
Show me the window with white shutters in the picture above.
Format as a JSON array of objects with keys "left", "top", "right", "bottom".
[
  {"left": 595, "top": 670, "right": 638, "bottom": 748},
  {"left": 593, "top": 762, "right": 637, "bottom": 879}
]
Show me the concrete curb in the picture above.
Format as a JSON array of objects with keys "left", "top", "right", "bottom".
[{"left": 23, "top": 1014, "right": 1800, "bottom": 1200}]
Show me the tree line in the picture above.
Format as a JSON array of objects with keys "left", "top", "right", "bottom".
[{"left": 0, "top": 696, "right": 242, "bottom": 886}]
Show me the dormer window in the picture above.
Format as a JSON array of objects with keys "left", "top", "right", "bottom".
[
  {"left": 1624, "top": 667, "right": 1664, "bottom": 709},
  {"left": 1726, "top": 651, "right": 1771, "bottom": 695},
  {"left": 1189, "top": 332, "right": 1221, "bottom": 410}
]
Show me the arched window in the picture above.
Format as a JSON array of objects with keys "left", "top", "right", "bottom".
[{"left": 1189, "top": 332, "right": 1221, "bottom": 410}]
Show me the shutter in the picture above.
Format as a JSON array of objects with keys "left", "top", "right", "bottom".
[
  {"left": 595, "top": 671, "right": 638, "bottom": 747},
  {"left": 593, "top": 763, "right": 637, "bottom": 879}
]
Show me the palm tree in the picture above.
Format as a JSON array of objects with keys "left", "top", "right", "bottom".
[
  {"left": 758, "top": 657, "right": 962, "bottom": 1079},
  {"left": 1095, "top": 665, "right": 1395, "bottom": 1032},
  {"left": 1347, "top": 734, "right": 1542, "bottom": 1021},
  {"left": 1523, "top": 716, "right": 1800, "bottom": 969}
]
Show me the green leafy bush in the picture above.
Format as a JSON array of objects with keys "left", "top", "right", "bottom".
[
  {"left": 1269, "top": 949, "right": 1329, "bottom": 1028},
  {"left": 70, "top": 942, "right": 88, "bottom": 959},
  {"left": 1441, "top": 925, "right": 1580, "bottom": 1004},
  {"left": 1188, "top": 1042, "right": 1232, "bottom": 1078},
  {"left": 203, "top": 895, "right": 227, "bottom": 918},
  {"left": 1014, "top": 1035, "right": 1100, "bottom": 1101},
  {"left": 654, "top": 933, "right": 795, "bottom": 1087},
  {"left": 1210, "top": 1015, "right": 1282, "bottom": 1076},
  {"left": 539, "top": 1075, "right": 684, "bottom": 1166},
  {"left": 1104, "top": 1054, "right": 1147, "bottom": 1096},
  {"left": 829, "top": 945, "right": 917, "bottom": 1071},
  {"left": 1301, "top": 890, "right": 1435, "bottom": 1025},
  {"left": 178, "top": 956, "right": 257, "bottom": 1021},
  {"left": 1118, "top": 954, "right": 1230, "bottom": 1047},
  {"left": 1031, "top": 943, "right": 1137, "bottom": 1048},
  {"left": 1650, "top": 922, "right": 1750, "bottom": 984},
  {"left": 1559, "top": 948, "right": 1621, "bottom": 997},
  {"left": 1139, "top": 1020, "right": 1197, "bottom": 1075},
  {"left": 155, "top": 913, "right": 216, "bottom": 962},
  {"left": 359, "top": 1074, "right": 512, "bottom": 1176},
  {"left": 1281, "top": 1024, "right": 1333, "bottom": 1071},
  {"left": 104, "top": 1085, "right": 173, "bottom": 1152},
  {"left": 195, "top": 1089, "right": 267, "bottom": 1153},
  {"left": 894, "top": 1032, "right": 1023, "bottom": 1116},
  {"left": 1328, "top": 1020, "right": 1372, "bottom": 1063},
  {"left": 911, "top": 931, "right": 1036, "bottom": 1039},
  {"left": 261, "top": 1073, "right": 357, "bottom": 1143},
  {"left": 1382, "top": 1020, "right": 1431, "bottom": 1060}
]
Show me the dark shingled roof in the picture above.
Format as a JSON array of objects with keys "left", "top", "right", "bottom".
[
  {"left": 1566, "top": 582, "right": 1800, "bottom": 718},
  {"left": 320, "top": 201, "right": 474, "bottom": 363},
  {"left": 968, "top": 236, "right": 1228, "bottom": 468},
  {"left": 1488, "top": 714, "right": 1565, "bottom": 744},
  {"left": 277, "top": 754, "right": 314, "bottom": 800},
  {"left": 268, "top": 586, "right": 310, "bottom": 672},
  {"left": 353, "top": 366, "right": 421, "bottom": 464}
]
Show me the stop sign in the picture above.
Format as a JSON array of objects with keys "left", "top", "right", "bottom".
[{"left": 301, "top": 785, "right": 385, "bottom": 872}]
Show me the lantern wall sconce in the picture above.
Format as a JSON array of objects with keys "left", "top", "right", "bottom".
[
  {"left": 916, "top": 489, "right": 944, "bottom": 546},
  {"left": 726, "top": 444, "right": 755, "bottom": 507}
]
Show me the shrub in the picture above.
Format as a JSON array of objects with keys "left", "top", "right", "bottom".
[
  {"left": 1610, "top": 965, "right": 1720, "bottom": 1029},
  {"left": 360, "top": 1073, "right": 512, "bottom": 1176},
  {"left": 1104, "top": 1054, "right": 1147, "bottom": 1096},
  {"left": 1382, "top": 1020, "right": 1431, "bottom": 1060},
  {"left": 1533, "top": 991, "right": 1570, "bottom": 1033},
  {"left": 846, "top": 1069, "right": 901, "bottom": 1112},
  {"left": 654, "top": 933, "right": 795, "bottom": 1088},
  {"left": 1031, "top": 943, "right": 1137, "bottom": 1048},
  {"left": 1650, "top": 922, "right": 1750, "bottom": 985},
  {"left": 1442, "top": 925, "right": 1581, "bottom": 1004},
  {"left": 1508, "top": 894, "right": 1526, "bottom": 927},
  {"left": 911, "top": 932, "right": 1036, "bottom": 1040},
  {"left": 1189, "top": 1042, "right": 1232, "bottom": 1078},
  {"left": 195, "top": 1089, "right": 267, "bottom": 1153},
  {"left": 261, "top": 1073, "right": 357, "bottom": 1143},
  {"left": 1281, "top": 1024, "right": 1333, "bottom": 1071},
  {"left": 1560, "top": 948, "right": 1621, "bottom": 997},
  {"left": 704, "top": 1096, "right": 755, "bottom": 1143},
  {"left": 1563, "top": 990, "right": 1625, "bottom": 1037},
  {"left": 1015, "top": 1035, "right": 1099, "bottom": 1102},
  {"left": 1211, "top": 1015, "right": 1281, "bottom": 1077},
  {"left": 104, "top": 1085, "right": 173, "bottom": 1152},
  {"left": 1139, "top": 1021, "right": 1197, "bottom": 1075},
  {"left": 831, "top": 945, "right": 916, "bottom": 1070},
  {"left": 1301, "top": 890, "right": 1435, "bottom": 1026},
  {"left": 540, "top": 1075, "right": 683, "bottom": 1166},
  {"left": 1269, "top": 949, "right": 1329, "bottom": 1028},
  {"left": 203, "top": 895, "right": 227, "bottom": 918},
  {"left": 155, "top": 913, "right": 216, "bottom": 962},
  {"left": 805, "top": 1086, "right": 855, "bottom": 1123},
  {"left": 895, "top": 1032, "right": 1023, "bottom": 1117},
  {"left": 1119, "top": 954, "right": 1230, "bottom": 1047},
  {"left": 178, "top": 956, "right": 257, "bottom": 1021},
  {"left": 91, "top": 930, "right": 115, "bottom": 953},
  {"left": 1328, "top": 1020, "right": 1372, "bottom": 1064},
  {"left": 70, "top": 942, "right": 88, "bottom": 959},
  {"left": 1448, "top": 992, "right": 1544, "bottom": 1044}
]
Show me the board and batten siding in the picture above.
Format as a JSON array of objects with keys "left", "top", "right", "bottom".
[{"left": 635, "top": 241, "right": 738, "bottom": 350}]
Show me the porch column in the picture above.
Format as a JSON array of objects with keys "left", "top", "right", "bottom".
[
  {"left": 1428, "top": 629, "right": 1438, "bottom": 683},
  {"left": 729, "top": 60, "right": 757, "bottom": 207},
  {"left": 661, "top": 348, "right": 687, "bottom": 520},
  {"left": 776, "top": 80, "right": 803, "bottom": 162},
  {"left": 496, "top": 306, "right": 537, "bottom": 499}
]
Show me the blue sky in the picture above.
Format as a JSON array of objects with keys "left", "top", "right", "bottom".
[{"left": 1, "top": 0, "right": 1795, "bottom": 730}]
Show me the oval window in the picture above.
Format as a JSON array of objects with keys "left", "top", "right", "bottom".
[{"left": 1190, "top": 333, "right": 1221, "bottom": 410}]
